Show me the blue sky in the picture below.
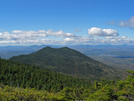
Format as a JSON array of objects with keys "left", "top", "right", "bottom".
[{"left": 0, "top": 0, "right": 134, "bottom": 46}]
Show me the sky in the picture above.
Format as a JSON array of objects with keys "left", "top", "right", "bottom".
[{"left": 0, "top": 0, "right": 134, "bottom": 46}]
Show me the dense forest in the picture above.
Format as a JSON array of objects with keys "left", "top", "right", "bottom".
[
  {"left": 0, "top": 58, "right": 134, "bottom": 100},
  {"left": 0, "top": 58, "right": 91, "bottom": 91}
]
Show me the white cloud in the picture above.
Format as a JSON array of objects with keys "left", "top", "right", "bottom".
[
  {"left": 46, "top": 30, "right": 75, "bottom": 37},
  {"left": 63, "top": 36, "right": 98, "bottom": 45},
  {"left": 108, "top": 36, "right": 134, "bottom": 45},
  {"left": 119, "top": 16, "right": 134, "bottom": 28},
  {"left": 11, "top": 30, "right": 75, "bottom": 39},
  {"left": 105, "top": 36, "right": 113, "bottom": 39},
  {"left": 0, "top": 32, "right": 11, "bottom": 40},
  {"left": 122, "top": 36, "right": 127, "bottom": 39},
  {"left": 0, "top": 40, "right": 17, "bottom": 44},
  {"left": 105, "top": 36, "right": 127, "bottom": 40},
  {"left": 88, "top": 27, "right": 119, "bottom": 37},
  {"left": 64, "top": 38, "right": 74, "bottom": 41},
  {"left": 12, "top": 30, "right": 23, "bottom": 34},
  {"left": 107, "top": 16, "right": 134, "bottom": 29}
]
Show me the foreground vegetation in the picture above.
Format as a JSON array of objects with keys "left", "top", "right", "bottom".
[
  {"left": 0, "top": 70, "right": 134, "bottom": 101},
  {"left": 0, "top": 58, "right": 134, "bottom": 100}
]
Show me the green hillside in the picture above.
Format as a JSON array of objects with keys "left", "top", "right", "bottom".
[
  {"left": 0, "top": 58, "right": 91, "bottom": 92},
  {"left": 10, "top": 46, "right": 127, "bottom": 80}
]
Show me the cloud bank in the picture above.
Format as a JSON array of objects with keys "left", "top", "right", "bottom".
[{"left": 0, "top": 28, "right": 134, "bottom": 46}]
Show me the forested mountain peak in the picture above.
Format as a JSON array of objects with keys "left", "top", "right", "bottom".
[
  {"left": 10, "top": 46, "right": 127, "bottom": 80},
  {"left": 40, "top": 46, "right": 54, "bottom": 50},
  {"left": 59, "top": 46, "right": 70, "bottom": 49}
]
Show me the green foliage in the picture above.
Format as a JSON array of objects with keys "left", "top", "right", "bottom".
[
  {"left": 0, "top": 58, "right": 91, "bottom": 92},
  {"left": 85, "top": 70, "right": 134, "bottom": 101}
]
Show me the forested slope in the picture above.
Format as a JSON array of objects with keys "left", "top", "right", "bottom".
[
  {"left": 10, "top": 46, "right": 127, "bottom": 80},
  {"left": 0, "top": 58, "right": 91, "bottom": 92}
]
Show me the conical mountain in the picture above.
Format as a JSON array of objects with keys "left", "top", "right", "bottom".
[{"left": 10, "top": 46, "right": 127, "bottom": 80}]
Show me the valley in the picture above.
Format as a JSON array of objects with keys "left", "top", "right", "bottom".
[{"left": 69, "top": 45, "right": 134, "bottom": 70}]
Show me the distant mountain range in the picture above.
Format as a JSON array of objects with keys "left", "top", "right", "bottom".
[{"left": 10, "top": 46, "right": 127, "bottom": 80}]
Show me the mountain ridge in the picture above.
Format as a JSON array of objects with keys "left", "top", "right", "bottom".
[{"left": 10, "top": 46, "right": 127, "bottom": 80}]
